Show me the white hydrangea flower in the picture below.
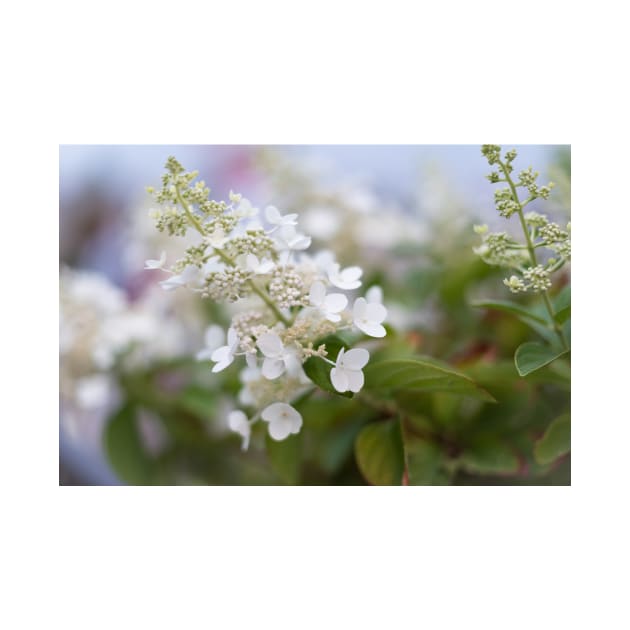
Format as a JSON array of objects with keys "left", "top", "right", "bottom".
[
  {"left": 261, "top": 402, "right": 303, "bottom": 441},
  {"left": 353, "top": 297, "right": 387, "bottom": 337},
  {"left": 328, "top": 263, "right": 363, "bottom": 290},
  {"left": 276, "top": 225, "right": 312, "bottom": 251},
  {"left": 309, "top": 281, "right": 347, "bottom": 322},
  {"left": 330, "top": 347, "right": 370, "bottom": 393},
  {"left": 210, "top": 327, "right": 240, "bottom": 373},
  {"left": 265, "top": 205, "right": 298, "bottom": 227},
  {"left": 144, "top": 251, "right": 166, "bottom": 270},
  {"left": 228, "top": 410, "right": 251, "bottom": 450},
  {"left": 246, "top": 254, "right": 275, "bottom": 275},
  {"left": 196, "top": 325, "right": 227, "bottom": 361},
  {"left": 257, "top": 332, "right": 298, "bottom": 380},
  {"left": 159, "top": 265, "right": 201, "bottom": 291}
]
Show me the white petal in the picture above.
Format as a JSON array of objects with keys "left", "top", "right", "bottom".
[
  {"left": 342, "top": 348, "right": 370, "bottom": 370},
  {"left": 257, "top": 259, "right": 275, "bottom": 274},
  {"left": 257, "top": 332, "right": 283, "bottom": 358},
  {"left": 265, "top": 205, "right": 282, "bottom": 224},
  {"left": 246, "top": 254, "right": 260, "bottom": 271},
  {"left": 365, "top": 302, "right": 387, "bottom": 324},
  {"left": 330, "top": 367, "right": 349, "bottom": 392},
  {"left": 282, "top": 213, "right": 298, "bottom": 225},
  {"left": 159, "top": 275, "right": 184, "bottom": 291},
  {"left": 245, "top": 352, "right": 258, "bottom": 368},
  {"left": 356, "top": 321, "right": 387, "bottom": 338},
  {"left": 196, "top": 348, "right": 215, "bottom": 361},
  {"left": 341, "top": 266, "right": 363, "bottom": 282},
  {"left": 345, "top": 369, "right": 365, "bottom": 393},
  {"left": 228, "top": 410, "right": 249, "bottom": 434},
  {"left": 325, "top": 312, "right": 341, "bottom": 323},
  {"left": 309, "top": 281, "right": 326, "bottom": 307},
  {"left": 353, "top": 297, "right": 367, "bottom": 319},
  {"left": 211, "top": 345, "right": 232, "bottom": 364},
  {"left": 268, "top": 418, "right": 292, "bottom": 441},
  {"left": 262, "top": 357, "right": 285, "bottom": 379},
  {"left": 204, "top": 325, "right": 225, "bottom": 350},
  {"left": 366, "top": 285, "right": 383, "bottom": 304},
  {"left": 324, "top": 292, "right": 348, "bottom": 313},
  {"left": 291, "top": 235, "right": 311, "bottom": 250},
  {"left": 211, "top": 356, "right": 234, "bottom": 373}
]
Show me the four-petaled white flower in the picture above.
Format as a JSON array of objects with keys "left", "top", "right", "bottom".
[
  {"left": 144, "top": 251, "right": 166, "bottom": 270},
  {"left": 276, "top": 225, "right": 312, "bottom": 252},
  {"left": 261, "top": 402, "right": 303, "bottom": 441},
  {"left": 246, "top": 254, "right": 275, "bottom": 275},
  {"left": 196, "top": 325, "right": 227, "bottom": 361},
  {"left": 353, "top": 297, "right": 387, "bottom": 338},
  {"left": 257, "top": 332, "right": 298, "bottom": 379},
  {"left": 309, "top": 281, "right": 347, "bottom": 322},
  {"left": 330, "top": 347, "right": 370, "bottom": 393},
  {"left": 210, "top": 327, "right": 240, "bottom": 373},
  {"left": 328, "top": 263, "right": 363, "bottom": 290},
  {"left": 265, "top": 205, "right": 298, "bottom": 227},
  {"left": 228, "top": 410, "right": 251, "bottom": 450},
  {"left": 159, "top": 265, "right": 201, "bottom": 291}
]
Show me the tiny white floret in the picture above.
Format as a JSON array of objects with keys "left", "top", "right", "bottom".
[
  {"left": 210, "top": 327, "right": 240, "bottom": 373},
  {"left": 353, "top": 297, "right": 387, "bottom": 338},
  {"left": 328, "top": 263, "right": 363, "bottom": 290},
  {"left": 309, "top": 281, "right": 348, "bottom": 322},
  {"left": 265, "top": 205, "right": 298, "bottom": 227},
  {"left": 144, "top": 251, "right": 166, "bottom": 270},
  {"left": 330, "top": 347, "right": 370, "bottom": 393},
  {"left": 261, "top": 402, "right": 303, "bottom": 441}
]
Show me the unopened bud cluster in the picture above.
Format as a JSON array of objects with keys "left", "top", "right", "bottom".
[{"left": 475, "top": 146, "right": 570, "bottom": 294}]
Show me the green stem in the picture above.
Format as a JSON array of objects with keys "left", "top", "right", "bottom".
[{"left": 499, "top": 160, "right": 568, "bottom": 350}]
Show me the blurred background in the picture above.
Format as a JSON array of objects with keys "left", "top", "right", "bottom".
[{"left": 59, "top": 145, "right": 570, "bottom": 485}]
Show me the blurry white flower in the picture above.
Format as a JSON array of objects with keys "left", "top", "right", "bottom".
[
  {"left": 211, "top": 327, "right": 240, "bottom": 373},
  {"left": 265, "top": 205, "right": 298, "bottom": 227},
  {"left": 228, "top": 410, "right": 251, "bottom": 450},
  {"left": 365, "top": 285, "right": 383, "bottom": 304},
  {"left": 196, "top": 325, "right": 227, "bottom": 361},
  {"left": 309, "top": 281, "right": 347, "bottom": 322},
  {"left": 302, "top": 206, "right": 341, "bottom": 240},
  {"left": 257, "top": 332, "right": 298, "bottom": 380},
  {"left": 159, "top": 265, "right": 201, "bottom": 291},
  {"left": 144, "top": 251, "right": 167, "bottom": 270},
  {"left": 353, "top": 297, "right": 387, "bottom": 338},
  {"left": 261, "top": 402, "right": 303, "bottom": 441},
  {"left": 328, "top": 263, "right": 363, "bottom": 290},
  {"left": 330, "top": 347, "right": 369, "bottom": 393},
  {"left": 75, "top": 374, "right": 113, "bottom": 410},
  {"left": 276, "top": 225, "right": 312, "bottom": 251},
  {"left": 246, "top": 254, "right": 275, "bottom": 275},
  {"left": 235, "top": 198, "right": 259, "bottom": 218}
]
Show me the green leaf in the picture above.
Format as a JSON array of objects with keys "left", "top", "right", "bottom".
[
  {"left": 472, "top": 299, "right": 550, "bottom": 326},
  {"left": 355, "top": 420, "right": 404, "bottom": 485},
  {"left": 265, "top": 431, "right": 302, "bottom": 485},
  {"left": 104, "top": 404, "right": 153, "bottom": 485},
  {"left": 553, "top": 286, "right": 571, "bottom": 325},
  {"left": 364, "top": 359, "right": 495, "bottom": 402},
  {"left": 303, "top": 335, "right": 353, "bottom": 398},
  {"left": 400, "top": 418, "right": 448, "bottom": 485},
  {"left": 514, "top": 342, "right": 570, "bottom": 376},
  {"left": 459, "top": 441, "right": 520, "bottom": 475},
  {"left": 534, "top": 413, "right": 571, "bottom": 465}
]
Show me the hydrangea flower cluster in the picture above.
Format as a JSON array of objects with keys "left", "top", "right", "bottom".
[
  {"left": 146, "top": 158, "right": 388, "bottom": 449},
  {"left": 474, "top": 145, "right": 570, "bottom": 294}
]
